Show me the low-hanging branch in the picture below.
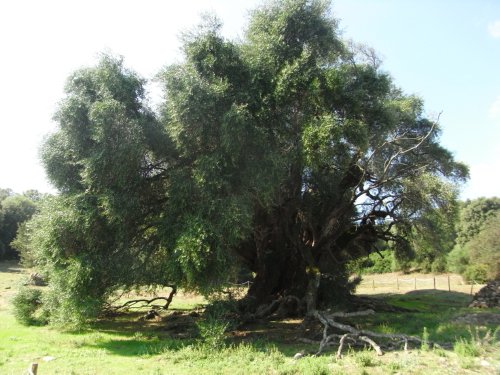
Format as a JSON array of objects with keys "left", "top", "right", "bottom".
[{"left": 111, "top": 286, "right": 177, "bottom": 311}]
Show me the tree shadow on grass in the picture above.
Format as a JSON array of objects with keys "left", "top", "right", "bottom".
[
  {"left": 85, "top": 336, "right": 190, "bottom": 357},
  {"left": 0, "top": 260, "right": 24, "bottom": 274},
  {"left": 64, "top": 312, "right": 189, "bottom": 356},
  {"left": 73, "top": 289, "right": 494, "bottom": 358},
  {"left": 80, "top": 312, "right": 312, "bottom": 357}
]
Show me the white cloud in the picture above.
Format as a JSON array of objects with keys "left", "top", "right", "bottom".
[
  {"left": 490, "top": 96, "right": 500, "bottom": 119},
  {"left": 488, "top": 20, "right": 500, "bottom": 38}
]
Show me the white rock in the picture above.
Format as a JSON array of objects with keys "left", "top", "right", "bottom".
[
  {"left": 293, "top": 352, "right": 304, "bottom": 360},
  {"left": 479, "top": 360, "right": 490, "bottom": 367}
]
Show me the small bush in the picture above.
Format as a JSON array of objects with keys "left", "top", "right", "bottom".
[
  {"left": 387, "top": 361, "right": 403, "bottom": 372},
  {"left": 462, "top": 264, "right": 488, "bottom": 284},
  {"left": 12, "top": 287, "right": 47, "bottom": 326},
  {"left": 447, "top": 245, "right": 468, "bottom": 274},
  {"left": 196, "top": 317, "right": 229, "bottom": 349},
  {"left": 349, "top": 250, "right": 394, "bottom": 275},
  {"left": 196, "top": 300, "right": 234, "bottom": 349},
  {"left": 430, "top": 257, "right": 447, "bottom": 273},
  {"left": 354, "top": 350, "right": 379, "bottom": 367},
  {"left": 453, "top": 327, "right": 495, "bottom": 359},
  {"left": 454, "top": 338, "right": 481, "bottom": 357}
]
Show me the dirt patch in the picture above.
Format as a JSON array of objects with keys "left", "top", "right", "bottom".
[
  {"left": 0, "top": 260, "right": 28, "bottom": 309},
  {"left": 231, "top": 318, "right": 305, "bottom": 343},
  {"left": 153, "top": 311, "right": 199, "bottom": 339},
  {"left": 0, "top": 259, "right": 25, "bottom": 274}
]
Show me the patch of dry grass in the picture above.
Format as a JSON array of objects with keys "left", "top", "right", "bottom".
[{"left": 356, "top": 272, "right": 484, "bottom": 295}]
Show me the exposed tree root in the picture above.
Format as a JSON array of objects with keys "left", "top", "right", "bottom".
[{"left": 240, "top": 295, "right": 436, "bottom": 359}]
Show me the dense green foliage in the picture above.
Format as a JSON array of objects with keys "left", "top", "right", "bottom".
[
  {"left": 348, "top": 249, "right": 395, "bottom": 275},
  {"left": 12, "top": 287, "right": 46, "bottom": 326},
  {"left": 0, "top": 189, "right": 39, "bottom": 259},
  {"left": 407, "top": 203, "right": 457, "bottom": 273},
  {"left": 359, "top": 202, "right": 458, "bottom": 274},
  {"left": 462, "top": 212, "right": 500, "bottom": 281},
  {"left": 454, "top": 197, "right": 500, "bottom": 247},
  {"left": 20, "top": 0, "right": 467, "bottom": 324},
  {"left": 447, "top": 197, "right": 500, "bottom": 282}
]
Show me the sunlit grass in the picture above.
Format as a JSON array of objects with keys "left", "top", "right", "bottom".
[{"left": 1, "top": 262, "right": 499, "bottom": 374}]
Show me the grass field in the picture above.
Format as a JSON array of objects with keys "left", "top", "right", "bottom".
[
  {"left": 0, "top": 260, "right": 499, "bottom": 374},
  {"left": 356, "top": 272, "right": 485, "bottom": 295}
]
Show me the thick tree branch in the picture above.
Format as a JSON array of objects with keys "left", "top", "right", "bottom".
[{"left": 111, "top": 286, "right": 177, "bottom": 311}]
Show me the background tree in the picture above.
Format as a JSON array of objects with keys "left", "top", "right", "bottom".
[
  {"left": 397, "top": 200, "right": 458, "bottom": 273},
  {"left": 349, "top": 200, "right": 458, "bottom": 275},
  {"left": 11, "top": 191, "right": 52, "bottom": 266},
  {"left": 448, "top": 197, "right": 500, "bottom": 282},
  {"left": 23, "top": 0, "right": 467, "bottom": 324},
  {"left": 454, "top": 197, "right": 500, "bottom": 247},
  {"left": 0, "top": 188, "right": 13, "bottom": 202},
  {"left": 462, "top": 211, "right": 500, "bottom": 281},
  {"left": 0, "top": 191, "right": 37, "bottom": 259}
]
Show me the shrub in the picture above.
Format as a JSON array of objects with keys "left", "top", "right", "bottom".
[
  {"left": 463, "top": 264, "right": 488, "bottom": 284},
  {"left": 195, "top": 300, "right": 236, "bottom": 349},
  {"left": 354, "top": 350, "right": 379, "bottom": 367},
  {"left": 349, "top": 249, "right": 394, "bottom": 275},
  {"left": 454, "top": 327, "right": 495, "bottom": 358},
  {"left": 449, "top": 206, "right": 500, "bottom": 282},
  {"left": 430, "top": 257, "right": 447, "bottom": 273},
  {"left": 447, "top": 245, "right": 468, "bottom": 274},
  {"left": 454, "top": 338, "right": 481, "bottom": 357},
  {"left": 196, "top": 315, "right": 229, "bottom": 350},
  {"left": 12, "top": 287, "right": 47, "bottom": 326}
]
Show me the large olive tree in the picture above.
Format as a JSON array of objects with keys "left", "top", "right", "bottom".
[{"left": 28, "top": 0, "right": 467, "bottom": 323}]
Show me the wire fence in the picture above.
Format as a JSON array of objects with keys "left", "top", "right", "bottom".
[{"left": 356, "top": 274, "right": 485, "bottom": 295}]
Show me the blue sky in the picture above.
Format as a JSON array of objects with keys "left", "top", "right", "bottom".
[
  {"left": 1, "top": 0, "right": 499, "bottom": 200},
  {"left": 334, "top": 1, "right": 500, "bottom": 200}
]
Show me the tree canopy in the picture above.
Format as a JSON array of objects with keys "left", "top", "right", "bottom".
[
  {"left": 448, "top": 197, "right": 500, "bottom": 282},
  {"left": 24, "top": 0, "right": 467, "bottom": 324},
  {"left": 455, "top": 197, "right": 500, "bottom": 247},
  {"left": 0, "top": 190, "right": 38, "bottom": 259}
]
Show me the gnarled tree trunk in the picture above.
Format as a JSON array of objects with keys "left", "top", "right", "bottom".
[{"left": 237, "top": 201, "right": 371, "bottom": 317}]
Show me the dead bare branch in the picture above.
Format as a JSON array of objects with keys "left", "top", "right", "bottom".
[{"left": 308, "top": 309, "right": 428, "bottom": 357}]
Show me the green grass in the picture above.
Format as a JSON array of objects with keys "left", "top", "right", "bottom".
[
  {"left": 350, "top": 290, "right": 499, "bottom": 344},
  {"left": 1, "top": 261, "right": 499, "bottom": 374}
]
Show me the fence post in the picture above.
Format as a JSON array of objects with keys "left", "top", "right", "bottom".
[
  {"left": 433, "top": 277, "right": 436, "bottom": 290},
  {"left": 28, "top": 363, "right": 38, "bottom": 375},
  {"left": 470, "top": 281, "right": 474, "bottom": 295},
  {"left": 372, "top": 279, "right": 375, "bottom": 290},
  {"left": 396, "top": 278, "right": 399, "bottom": 290},
  {"left": 414, "top": 278, "right": 416, "bottom": 290},
  {"left": 447, "top": 275, "right": 451, "bottom": 292}
]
